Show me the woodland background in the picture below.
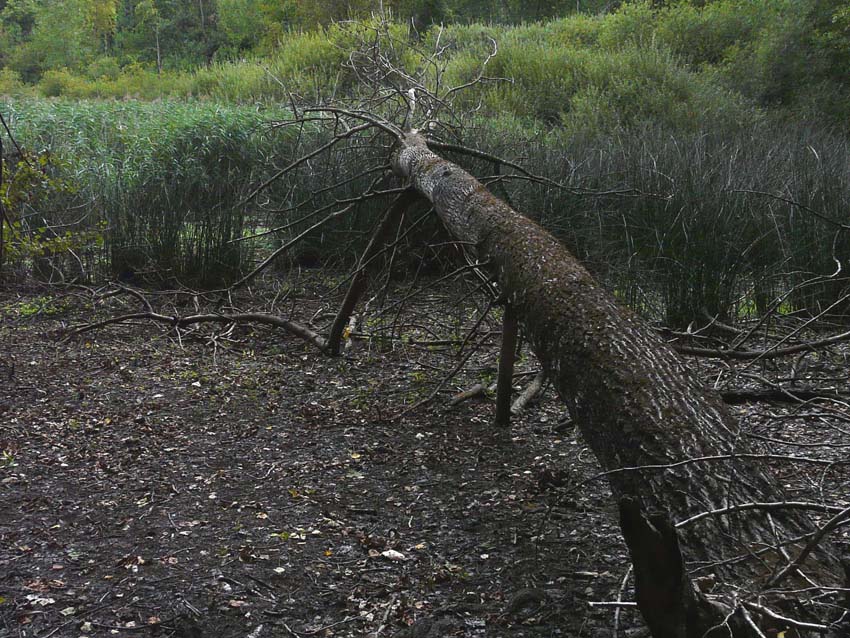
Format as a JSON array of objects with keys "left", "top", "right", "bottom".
[{"left": 1, "top": 0, "right": 849, "bottom": 328}]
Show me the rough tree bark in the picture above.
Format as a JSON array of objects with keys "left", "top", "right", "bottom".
[
  {"left": 494, "top": 301, "right": 518, "bottom": 427},
  {"left": 392, "top": 131, "right": 845, "bottom": 635}
]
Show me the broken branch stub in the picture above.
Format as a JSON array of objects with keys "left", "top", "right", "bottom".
[
  {"left": 494, "top": 301, "right": 518, "bottom": 427},
  {"left": 392, "top": 131, "right": 842, "bottom": 632}
]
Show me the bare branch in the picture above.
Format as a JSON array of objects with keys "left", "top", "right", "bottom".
[
  {"left": 674, "top": 326, "right": 850, "bottom": 360},
  {"left": 766, "top": 505, "right": 850, "bottom": 589},
  {"left": 732, "top": 189, "right": 850, "bottom": 231},
  {"left": 230, "top": 203, "right": 356, "bottom": 290},
  {"left": 676, "top": 502, "right": 849, "bottom": 529},
  {"left": 64, "top": 311, "right": 327, "bottom": 352},
  {"left": 741, "top": 600, "right": 832, "bottom": 634},
  {"left": 511, "top": 371, "right": 546, "bottom": 415},
  {"left": 240, "top": 120, "right": 376, "bottom": 206}
]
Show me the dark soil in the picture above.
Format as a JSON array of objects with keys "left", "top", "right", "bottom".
[{"left": 1, "top": 279, "right": 848, "bottom": 638}]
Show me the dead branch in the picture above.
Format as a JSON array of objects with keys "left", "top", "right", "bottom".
[
  {"left": 740, "top": 601, "right": 832, "bottom": 634},
  {"left": 719, "top": 387, "right": 850, "bottom": 404},
  {"left": 676, "top": 502, "right": 849, "bottom": 529},
  {"left": 230, "top": 203, "right": 357, "bottom": 290},
  {"left": 511, "top": 371, "right": 546, "bottom": 415},
  {"left": 395, "top": 331, "right": 494, "bottom": 419},
  {"left": 64, "top": 310, "right": 327, "bottom": 352},
  {"left": 495, "top": 302, "right": 518, "bottom": 427},
  {"left": 235, "top": 183, "right": 402, "bottom": 243},
  {"left": 766, "top": 505, "right": 850, "bottom": 590},
  {"left": 241, "top": 120, "right": 378, "bottom": 207},
  {"left": 674, "top": 326, "right": 850, "bottom": 359},
  {"left": 731, "top": 189, "right": 850, "bottom": 231},
  {"left": 448, "top": 382, "right": 491, "bottom": 407},
  {"left": 327, "top": 189, "right": 421, "bottom": 355}
]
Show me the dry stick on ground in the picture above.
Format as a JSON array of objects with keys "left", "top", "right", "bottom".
[
  {"left": 395, "top": 330, "right": 493, "bottom": 419},
  {"left": 719, "top": 387, "right": 850, "bottom": 405},
  {"left": 448, "top": 382, "right": 491, "bottom": 406},
  {"left": 449, "top": 370, "right": 541, "bottom": 408},
  {"left": 511, "top": 370, "right": 546, "bottom": 415},
  {"left": 64, "top": 311, "right": 327, "bottom": 352}
]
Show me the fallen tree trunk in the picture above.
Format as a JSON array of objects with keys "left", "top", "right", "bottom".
[{"left": 392, "top": 131, "right": 845, "bottom": 635}]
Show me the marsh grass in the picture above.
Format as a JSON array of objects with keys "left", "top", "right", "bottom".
[
  {"left": 3, "top": 99, "right": 407, "bottom": 285},
  {"left": 465, "top": 119, "right": 850, "bottom": 326},
  {"left": 4, "top": 100, "right": 284, "bottom": 284},
  {"left": 5, "top": 98, "right": 848, "bottom": 323}
]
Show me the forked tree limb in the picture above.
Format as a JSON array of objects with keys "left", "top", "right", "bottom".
[{"left": 327, "top": 188, "right": 421, "bottom": 355}]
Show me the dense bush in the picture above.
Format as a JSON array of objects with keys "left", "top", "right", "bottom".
[{"left": 2, "top": 2, "right": 844, "bottom": 130}]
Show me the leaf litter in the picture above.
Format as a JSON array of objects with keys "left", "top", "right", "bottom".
[{"left": 1, "top": 279, "right": 847, "bottom": 637}]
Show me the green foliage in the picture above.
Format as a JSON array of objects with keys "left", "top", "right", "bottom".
[
  {"left": 0, "top": 1, "right": 847, "bottom": 126},
  {"left": 12, "top": 0, "right": 104, "bottom": 75},
  {"left": 37, "top": 68, "right": 85, "bottom": 97},
  {"left": 86, "top": 55, "right": 122, "bottom": 80},
  {"left": 0, "top": 147, "right": 100, "bottom": 280},
  {"left": 0, "top": 67, "right": 27, "bottom": 95},
  {"left": 3, "top": 100, "right": 315, "bottom": 284},
  {"left": 217, "top": 0, "right": 267, "bottom": 53},
  {"left": 3, "top": 3, "right": 850, "bottom": 319},
  {"left": 0, "top": 449, "right": 18, "bottom": 468}
]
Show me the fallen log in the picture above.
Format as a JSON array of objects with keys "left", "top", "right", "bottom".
[{"left": 392, "top": 131, "right": 846, "bottom": 634}]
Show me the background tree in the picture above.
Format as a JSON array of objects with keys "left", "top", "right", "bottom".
[
  {"left": 134, "top": 0, "right": 166, "bottom": 72},
  {"left": 87, "top": 0, "right": 119, "bottom": 53},
  {"left": 0, "top": 0, "right": 41, "bottom": 76},
  {"left": 217, "top": 0, "right": 266, "bottom": 53}
]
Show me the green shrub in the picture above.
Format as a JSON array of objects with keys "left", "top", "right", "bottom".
[
  {"left": 86, "top": 56, "right": 122, "bottom": 81},
  {"left": 0, "top": 68, "right": 27, "bottom": 96},
  {"left": 37, "top": 68, "right": 82, "bottom": 97},
  {"left": 596, "top": 1, "right": 656, "bottom": 50},
  {"left": 548, "top": 14, "right": 603, "bottom": 48}
]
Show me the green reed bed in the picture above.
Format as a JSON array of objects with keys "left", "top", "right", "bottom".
[{"left": 461, "top": 118, "right": 850, "bottom": 326}]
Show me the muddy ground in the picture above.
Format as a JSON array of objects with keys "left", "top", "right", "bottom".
[{"left": 1, "top": 277, "right": 848, "bottom": 638}]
